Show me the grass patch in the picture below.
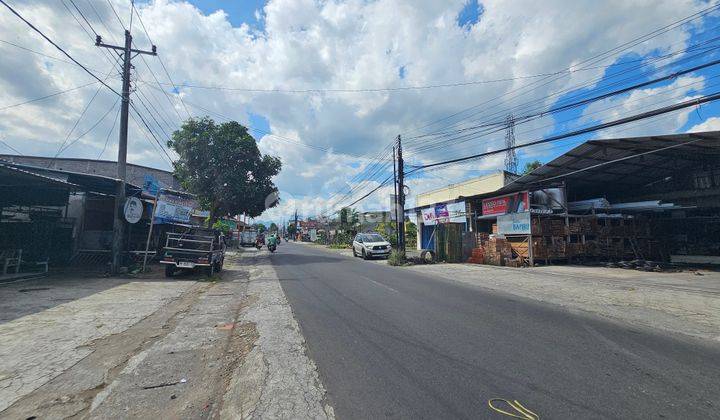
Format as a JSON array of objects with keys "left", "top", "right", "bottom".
[{"left": 327, "top": 243, "right": 350, "bottom": 249}]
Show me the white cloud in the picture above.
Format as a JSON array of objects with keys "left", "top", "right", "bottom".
[
  {"left": 688, "top": 116, "right": 720, "bottom": 132},
  {"left": 0, "top": 0, "right": 712, "bottom": 224}
]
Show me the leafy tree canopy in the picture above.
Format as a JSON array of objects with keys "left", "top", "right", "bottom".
[
  {"left": 255, "top": 223, "right": 267, "bottom": 233},
  {"left": 168, "top": 117, "right": 281, "bottom": 222},
  {"left": 522, "top": 160, "right": 543, "bottom": 174},
  {"left": 269, "top": 222, "right": 278, "bottom": 232}
]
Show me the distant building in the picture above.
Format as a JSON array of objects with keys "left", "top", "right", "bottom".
[{"left": 0, "top": 155, "right": 182, "bottom": 191}]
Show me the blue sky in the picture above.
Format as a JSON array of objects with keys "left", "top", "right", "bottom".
[{"left": 188, "top": 0, "right": 267, "bottom": 27}]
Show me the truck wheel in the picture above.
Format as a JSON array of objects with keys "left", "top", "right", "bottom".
[{"left": 164, "top": 265, "right": 174, "bottom": 278}]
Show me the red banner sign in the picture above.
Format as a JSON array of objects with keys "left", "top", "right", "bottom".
[{"left": 482, "top": 192, "right": 529, "bottom": 215}]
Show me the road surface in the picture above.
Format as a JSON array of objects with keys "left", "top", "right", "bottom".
[{"left": 272, "top": 242, "right": 720, "bottom": 419}]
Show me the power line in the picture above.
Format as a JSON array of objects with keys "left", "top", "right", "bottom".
[
  {"left": 97, "top": 105, "right": 120, "bottom": 159},
  {"left": 57, "top": 97, "right": 121, "bottom": 156},
  {"left": 68, "top": 0, "right": 98, "bottom": 36},
  {"left": 0, "top": 38, "right": 117, "bottom": 74},
  {"left": 129, "top": 103, "right": 174, "bottom": 164},
  {"left": 0, "top": 81, "right": 100, "bottom": 112},
  {"left": 106, "top": 0, "right": 126, "bottom": 30},
  {"left": 409, "top": 91, "right": 720, "bottom": 173},
  {"left": 50, "top": 63, "right": 120, "bottom": 162},
  {"left": 404, "top": 38, "right": 720, "bottom": 151},
  {"left": 0, "top": 0, "right": 120, "bottom": 96},
  {"left": 403, "top": 49, "right": 720, "bottom": 156},
  {"left": 399, "top": 2, "right": 720, "bottom": 138},
  {"left": 131, "top": 2, "right": 192, "bottom": 118},
  {"left": 0, "top": 139, "right": 23, "bottom": 155}
]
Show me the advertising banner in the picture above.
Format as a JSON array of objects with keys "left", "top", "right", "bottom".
[
  {"left": 497, "top": 212, "right": 531, "bottom": 235},
  {"left": 422, "top": 201, "right": 466, "bottom": 225},
  {"left": 482, "top": 192, "right": 529, "bottom": 216},
  {"left": 434, "top": 203, "right": 449, "bottom": 221},
  {"left": 154, "top": 192, "right": 195, "bottom": 224},
  {"left": 421, "top": 207, "right": 437, "bottom": 225},
  {"left": 446, "top": 201, "right": 467, "bottom": 223}
]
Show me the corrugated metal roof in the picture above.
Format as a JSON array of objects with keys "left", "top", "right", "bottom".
[{"left": 494, "top": 131, "right": 720, "bottom": 195}]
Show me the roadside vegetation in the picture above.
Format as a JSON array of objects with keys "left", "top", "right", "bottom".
[{"left": 168, "top": 117, "right": 282, "bottom": 225}]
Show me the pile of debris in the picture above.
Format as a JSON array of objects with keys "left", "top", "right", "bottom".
[{"left": 605, "top": 259, "right": 680, "bottom": 272}]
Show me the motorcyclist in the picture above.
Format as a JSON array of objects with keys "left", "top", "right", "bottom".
[{"left": 267, "top": 233, "right": 278, "bottom": 250}]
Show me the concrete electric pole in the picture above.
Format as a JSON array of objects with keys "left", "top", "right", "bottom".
[
  {"left": 396, "top": 135, "right": 405, "bottom": 252},
  {"left": 96, "top": 30, "right": 156, "bottom": 274}
]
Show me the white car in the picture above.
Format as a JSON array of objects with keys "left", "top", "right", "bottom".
[{"left": 352, "top": 233, "right": 392, "bottom": 259}]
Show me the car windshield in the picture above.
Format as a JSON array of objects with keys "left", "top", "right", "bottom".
[{"left": 364, "top": 234, "right": 385, "bottom": 242}]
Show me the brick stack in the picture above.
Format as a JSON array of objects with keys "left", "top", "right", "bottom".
[{"left": 467, "top": 247, "right": 484, "bottom": 264}]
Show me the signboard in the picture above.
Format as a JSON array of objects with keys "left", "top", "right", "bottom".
[
  {"left": 421, "top": 207, "right": 437, "bottom": 225},
  {"left": 482, "top": 192, "right": 529, "bottom": 216},
  {"left": 497, "top": 212, "right": 531, "bottom": 235},
  {"left": 142, "top": 175, "right": 160, "bottom": 196},
  {"left": 421, "top": 201, "right": 466, "bottom": 225},
  {"left": 154, "top": 192, "right": 195, "bottom": 224},
  {"left": 123, "top": 197, "right": 143, "bottom": 224}
]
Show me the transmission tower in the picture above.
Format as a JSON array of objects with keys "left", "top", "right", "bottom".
[{"left": 504, "top": 114, "right": 518, "bottom": 174}]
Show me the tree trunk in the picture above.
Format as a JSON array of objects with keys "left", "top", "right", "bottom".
[{"left": 207, "top": 206, "right": 218, "bottom": 228}]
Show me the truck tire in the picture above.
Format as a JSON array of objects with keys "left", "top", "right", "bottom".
[{"left": 164, "top": 265, "right": 174, "bottom": 278}]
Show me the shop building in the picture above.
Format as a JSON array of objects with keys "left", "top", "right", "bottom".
[{"left": 412, "top": 131, "right": 720, "bottom": 266}]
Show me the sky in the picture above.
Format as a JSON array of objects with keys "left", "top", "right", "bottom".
[{"left": 1, "top": 0, "right": 720, "bottom": 226}]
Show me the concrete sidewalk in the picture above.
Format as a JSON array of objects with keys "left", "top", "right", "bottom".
[
  {"left": 302, "top": 242, "right": 720, "bottom": 343},
  {"left": 0, "top": 249, "right": 334, "bottom": 419}
]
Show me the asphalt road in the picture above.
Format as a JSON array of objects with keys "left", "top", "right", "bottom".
[{"left": 271, "top": 243, "right": 720, "bottom": 419}]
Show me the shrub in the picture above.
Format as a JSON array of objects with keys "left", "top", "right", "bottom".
[{"left": 387, "top": 250, "right": 408, "bottom": 266}]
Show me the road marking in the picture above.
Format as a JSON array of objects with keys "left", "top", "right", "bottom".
[
  {"left": 488, "top": 398, "right": 539, "bottom": 419},
  {"left": 366, "top": 277, "right": 399, "bottom": 293}
]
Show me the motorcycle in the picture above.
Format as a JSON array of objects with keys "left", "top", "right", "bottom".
[{"left": 268, "top": 243, "right": 277, "bottom": 253}]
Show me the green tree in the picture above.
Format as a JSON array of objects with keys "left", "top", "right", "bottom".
[
  {"left": 339, "top": 207, "right": 359, "bottom": 231},
  {"left": 269, "top": 222, "right": 278, "bottom": 233},
  {"left": 287, "top": 223, "right": 297, "bottom": 237},
  {"left": 255, "top": 223, "right": 267, "bottom": 233},
  {"left": 168, "top": 117, "right": 282, "bottom": 224},
  {"left": 522, "top": 160, "right": 542, "bottom": 174},
  {"left": 375, "top": 220, "right": 417, "bottom": 247}
]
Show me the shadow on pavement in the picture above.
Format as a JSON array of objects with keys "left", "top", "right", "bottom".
[{"left": 0, "top": 264, "right": 205, "bottom": 325}]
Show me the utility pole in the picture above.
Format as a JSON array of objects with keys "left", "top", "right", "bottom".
[
  {"left": 294, "top": 209, "right": 298, "bottom": 241},
  {"left": 392, "top": 145, "right": 399, "bottom": 247},
  {"left": 396, "top": 135, "right": 406, "bottom": 253},
  {"left": 96, "top": 30, "right": 156, "bottom": 274}
]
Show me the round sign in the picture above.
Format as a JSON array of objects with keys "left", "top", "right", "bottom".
[{"left": 124, "top": 197, "right": 143, "bottom": 224}]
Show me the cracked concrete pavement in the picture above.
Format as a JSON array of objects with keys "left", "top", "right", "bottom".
[{"left": 0, "top": 249, "right": 334, "bottom": 419}]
